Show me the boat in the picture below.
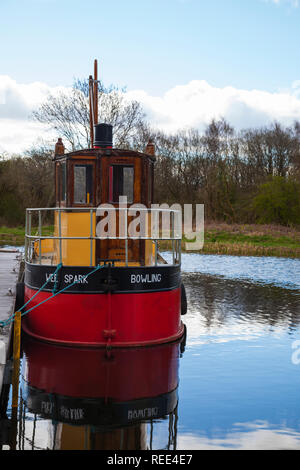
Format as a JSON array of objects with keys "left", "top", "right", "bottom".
[{"left": 20, "top": 60, "right": 187, "bottom": 348}]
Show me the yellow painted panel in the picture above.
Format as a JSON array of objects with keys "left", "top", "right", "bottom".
[
  {"left": 145, "top": 239, "right": 155, "bottom": 266},
  {"left": 53, "top": 211, "right": 96, "bottom": 266},
  {"left": 47, "top": 210, "right": 155, "bottom": 267}
]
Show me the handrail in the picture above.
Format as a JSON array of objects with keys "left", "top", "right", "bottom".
[
  {"left": 26, "top": 207, "right": 181, "bottom": 212},
  {"left": 25, "top": 207, "right": 182, "bottom": 267},
  {"left": 25, "top": 235, "right": 180, "bottom": 240}
]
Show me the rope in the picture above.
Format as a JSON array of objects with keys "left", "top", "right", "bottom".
[
  {"left": 52, "top": 266, "right": 61, "bottom": 295},
  {"left": 0, "top": 263, "right": 104, "bottom": 328},
  {"left": 21, "top": 263, "right": 63, "bottom": 312},
  {"left": 0, "top": 263, "right": 63, "bottom": 328}
]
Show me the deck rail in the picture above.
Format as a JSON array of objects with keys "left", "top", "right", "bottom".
[{"left": 25, "top": 207, "right": 182, "bottom": 267}]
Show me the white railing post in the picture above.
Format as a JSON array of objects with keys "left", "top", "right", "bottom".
[
  {"left": 25, "top": 209, "right": 28, "bottom": 262},
  {"left": 38, "top": 210, "right": 42, "bottom": 265},
  {"left": 28, "top": 210, "right": 32, "bottom": 262},
  {"left": 125, "top": 206, "right": 128, "bottom": 266},
  {"left": 58, "top": 209, "right": 62, "bottom": 264},
  {"left": 171, "top": 210, "right": 175, "bottom": 265}
]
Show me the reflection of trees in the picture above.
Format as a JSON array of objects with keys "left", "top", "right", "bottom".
[{"left": 183, "top": 273, "right": 300, "bottom": 332}]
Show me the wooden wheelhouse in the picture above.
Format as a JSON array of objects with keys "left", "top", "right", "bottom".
[{"left": 54, "top": 132, "right": 155, "bottom": 267}]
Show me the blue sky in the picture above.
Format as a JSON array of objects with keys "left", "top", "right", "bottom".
[
  {"left": 0, "top": 0, "right": 300, "bottom": 152},
  {"left": 1, "top": 0, "right": 299, "bottom": 93}
]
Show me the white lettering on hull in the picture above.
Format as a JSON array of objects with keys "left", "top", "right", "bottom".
[
  {"left": 130, "top": 274, "right": 162, "bottom": 284},
  {"left": 45, "top": 273, "right": 88, "bottom": 284}
]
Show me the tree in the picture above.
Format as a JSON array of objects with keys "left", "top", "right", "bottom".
[
  {"left": 240, "top": 122, "right": 299, "bottom": 182},
  {"left": 0, "top": 146, "right": 54, "bottom": 225},
  {"left": 253, "top": 176, "right": 300, "bottom": 226},
  {"left": 291, "top": 120, "right": 300, "bottom": 173},
  {"left": 32, "top": 78, "right": 146, "bottom": 151}
]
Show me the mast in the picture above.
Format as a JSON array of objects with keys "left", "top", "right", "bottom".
[
  {"left": 89, "top": 59, "right": 99, "bottom": 148},
  {"left": 94, "top": 59, "right": 98, "bottom": 126}
]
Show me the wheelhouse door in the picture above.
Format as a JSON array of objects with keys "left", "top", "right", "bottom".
[{"left": 96, "top": 156, "right": 143, "bottom": 265}]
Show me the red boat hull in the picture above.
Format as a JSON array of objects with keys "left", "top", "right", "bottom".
[{"left": 23, "top": 286, "right": 184, "bottom": 347}]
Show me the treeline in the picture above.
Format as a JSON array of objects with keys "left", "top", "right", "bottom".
[
  {"left": 0, "top": 73, "right": 300, "bottom": 227},
  {"left": 139, "top": 119, "right": 300, "bottom": 225},
  {"left": 1, "top": 118, "right": 300, "bottom": 227}
]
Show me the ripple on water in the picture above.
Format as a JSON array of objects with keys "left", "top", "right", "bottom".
[{"left": 163, "top": 252, "right": 300, "bottom": 290}]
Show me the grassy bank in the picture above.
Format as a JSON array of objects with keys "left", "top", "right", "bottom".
[
  {"left": 1, "top": 223, "right": 300, "bottom": 258},
  {"left": 0, "top": 226, "right": 53, "bottom": 247},
  {"left": 159, "top": 223, "right": 300, "bottom": 258},
  {"left": 193, "top": 223, "right": 300, "bottom": 258},
  {"left": 0, "top": 226, "right": 26, "bottom": 246}
]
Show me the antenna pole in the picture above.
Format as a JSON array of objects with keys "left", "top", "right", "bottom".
[
  {"left": 89, "top": 59, "right": 99, "bottom": 148},
  {"left": 94, "top": 59, "right": 98, "bottom": 125},
  {"left": 89, "top": 74, "right": 94, "bottom": 147}
]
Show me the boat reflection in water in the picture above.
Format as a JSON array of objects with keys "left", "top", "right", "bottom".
[{"left": 20, "top": 334, "right": 186, "bottom": 450}]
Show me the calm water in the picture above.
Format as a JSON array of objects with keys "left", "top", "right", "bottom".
[{"left": 4, "top": 253, "right": 300, "bottom": 450}]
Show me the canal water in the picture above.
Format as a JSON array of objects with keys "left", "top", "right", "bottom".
[{"left": 3, "top": 253, "right": 300, "bottom": 450}]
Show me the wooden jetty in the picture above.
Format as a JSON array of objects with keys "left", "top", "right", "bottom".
[{"left": 0, "top": 250, "right": 21, "bottom": 394}]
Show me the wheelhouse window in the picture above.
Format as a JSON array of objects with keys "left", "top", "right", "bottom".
[
  {"left": 109, "top": 165, "right": 134, "bottom": 203},
  {"left": 148, "top": 162, "right": 153, "bottom": 204},
  {"left": 74, "top": 164, "right": 93, "bottom": 204},
  {"left": 61, "top": 162, "right": 66, "bottom": 202}
]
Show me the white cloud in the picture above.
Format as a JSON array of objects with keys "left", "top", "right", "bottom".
[
  {"left": 1, "top": 75, "right": 300, "bottom": 154},
  {"left": 0, "top": 76, "right": 68, "bottom": 154},
  {"left": 126, "top": 79, "right": 300, "bottom": 134}
]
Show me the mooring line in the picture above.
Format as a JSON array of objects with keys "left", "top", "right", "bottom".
[{"left": 0, "top": 263, "right": 104, "bottom": 328}]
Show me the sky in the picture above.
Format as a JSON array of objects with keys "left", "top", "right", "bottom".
[{"left": 0, "top": 0, "right": 300, "bottom": 153}]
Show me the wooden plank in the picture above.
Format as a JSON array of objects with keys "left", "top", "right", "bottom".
[
  {"left": 0, "top": 251, "right": 21, "bottom": 362},
  {"left": 0, "top": 251, "right": 21, "bottom": 398}
]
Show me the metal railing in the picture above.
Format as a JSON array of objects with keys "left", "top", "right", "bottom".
[{"left": 25, "top": 207, "right": 182, "bottom": 267}]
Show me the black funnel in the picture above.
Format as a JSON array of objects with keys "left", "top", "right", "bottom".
[{"left": 94, "top": 123, "right": 113, "bottom": 148}]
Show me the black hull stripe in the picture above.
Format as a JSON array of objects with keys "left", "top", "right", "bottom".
[
  {"left": 25, "top": 262, "right": 181, "bottom": 294},
  {"left": 24, "top": 282, "right": 180, "bottom": 295}
]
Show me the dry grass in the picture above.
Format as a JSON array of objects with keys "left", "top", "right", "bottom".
[
  {"left": 160, "top": 222, "right": 300, "bottom": 258},
  {"left": 201, "top": 241, "right": 300, "bottom": 258},
  {"left": 205, "top": 221, "right": 300, "bottom": 239},
  {"left": 200, "top": 222, "right": 300, "bottom": 258}
]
